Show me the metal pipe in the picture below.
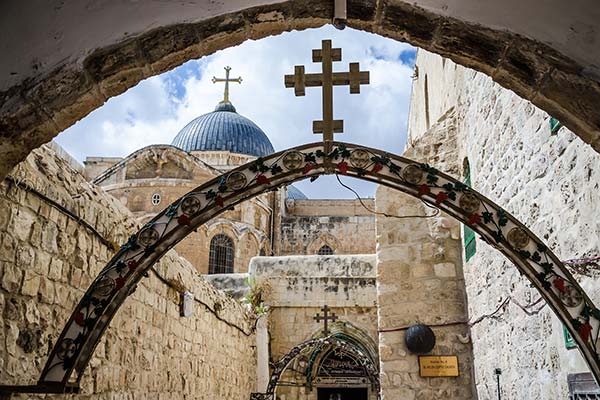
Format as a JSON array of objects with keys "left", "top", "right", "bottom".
[{"left": 495, "top": 368, "right": 502, "bottom": 400}]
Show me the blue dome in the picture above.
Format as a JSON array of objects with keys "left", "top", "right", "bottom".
[
  {"left": 171, "top": 102, "right": 275, "bottom": 157},
  {"left": 286, "top": 185, "right": 308, "bottom": 200}
]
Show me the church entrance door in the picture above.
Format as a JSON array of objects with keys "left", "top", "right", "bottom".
[{"left": 317, "top": 387, "right": 368, "bottom": 400}]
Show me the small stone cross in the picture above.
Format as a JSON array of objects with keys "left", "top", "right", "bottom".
[
  {"left": 284, "top": 39, "right": 369, "bottom": 153},
  {"left": 314, "top": 305, "right": 338, "bottom": 336},
  {"left": 212, "top": 66, "right": 242, "bottom": 103}
]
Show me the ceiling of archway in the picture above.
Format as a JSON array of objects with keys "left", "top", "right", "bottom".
[{"left": 1, "top": 0, "right": 599, "bottom": 91}]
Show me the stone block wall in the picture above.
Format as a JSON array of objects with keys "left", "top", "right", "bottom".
[
  {"left": 279, "top": 200, "right": 376, "bottom": 256},
  {"left": 408, "top": 50, "right": 600, "bottom": 398},
  {"left": 375, "top": 187, "right": 474, "bottom": 399},
  {"left": 0, "top": 144, "right": 257, "bottom": 399}
]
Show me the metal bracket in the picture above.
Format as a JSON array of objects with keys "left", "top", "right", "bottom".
[{"left": 333, "top": 0, "right": 347, "bottom": 29}]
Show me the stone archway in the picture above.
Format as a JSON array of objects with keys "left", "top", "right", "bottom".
[
  {"left": 1, "top": 1, "right": 600, "bottom": 179},
  {"left": 5, "top": 141, "right": 594, "bottom": 394}
]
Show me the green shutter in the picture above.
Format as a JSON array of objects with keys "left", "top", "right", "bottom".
[
  {"left": 463, "top": 167, "right": 476, "bottom": 261},
  {"left": 550, "top": 117, "right": 562, "bottom": 134},
  {"left": 563, "top": 325, "right": 577, "bottom": 349}
]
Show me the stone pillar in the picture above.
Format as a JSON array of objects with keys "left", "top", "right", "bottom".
[
  {"left": 256, "top": 314, "right": 270, "bottom": 392},
  {"left": 375, "top": 186, "right": 475, "bottom": 399}
]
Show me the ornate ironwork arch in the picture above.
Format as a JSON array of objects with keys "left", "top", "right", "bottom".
[
  {"left": 34, "top": 141, "right": 600, "bottom": 391},
  {"left": 250, "top": 334, "right": 381, "bottom": 400}
]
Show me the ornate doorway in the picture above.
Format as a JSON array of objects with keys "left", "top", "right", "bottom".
[
  {"left": 317, "top": 387, "right": 368, "bottom": 400},
  {"left": 315, "top": 348, "right": 372, "bottom": 400}
]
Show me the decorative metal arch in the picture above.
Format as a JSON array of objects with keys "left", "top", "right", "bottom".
[
  {"left": 35, "top": 141, "right": 600, "bottom": 391},
  {"left": 303, "top": 332, "right": 378, "bottom": 390},
  {"left": 250, "top": 334, "right": 381, "bottom": 400}
]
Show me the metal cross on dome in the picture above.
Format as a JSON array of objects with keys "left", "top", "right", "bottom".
[
  {"left": 314, "top": 305, "right": 338, "bottom": 335},
  {"left": 212, "top": 66, "right": 242, "bottom": 103},
  {"left": 285, "top": 39, "right": 370, "bottom": 153}
]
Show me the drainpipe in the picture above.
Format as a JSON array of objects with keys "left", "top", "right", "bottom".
[
  {"left": 269, "top": 191, "right": 276, "bottom": 255},
  {"left": 495, "top": 368, "right": 502, "bottom": 400}
]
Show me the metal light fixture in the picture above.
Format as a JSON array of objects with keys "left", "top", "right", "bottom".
[{"left": 404, "top": 324, "right": 436, "bottom": 354}]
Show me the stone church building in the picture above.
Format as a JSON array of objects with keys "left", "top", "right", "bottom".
[{"left": 1, "top": 9, "right": 600, "bottom": 400}]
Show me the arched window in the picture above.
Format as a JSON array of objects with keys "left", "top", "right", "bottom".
[
  {"left": 208, "top": 234, "right": 234, "bottom": 274},
  {"left": 317, "top": 245, "right": 334, "bottom": 256}
]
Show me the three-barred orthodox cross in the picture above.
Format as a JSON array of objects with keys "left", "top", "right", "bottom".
[
  {"left": 284, "top": 39, "right": 370, "bottom": 153},
  {"left": 314, "top": 305, "right": 338, "bottom": 336}
]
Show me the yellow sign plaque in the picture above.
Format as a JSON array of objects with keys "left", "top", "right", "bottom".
[{"left": 418, "top": 356, "right": 459, "bottom": 377}]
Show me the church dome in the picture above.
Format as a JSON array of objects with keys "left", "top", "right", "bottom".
[
  {"left": 286, "top": 185, "right": 308, "bottom": 200},
  {"left": 171, "top": 101, "right": 275, "bottom": 157}
]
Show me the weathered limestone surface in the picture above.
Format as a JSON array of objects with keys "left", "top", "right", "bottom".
[
  {"left": 0, "top": 144, "right": 257, "bottom": 398},
  {"left": 250, "top": 255, "right": 377, "bottom": 307},
  {"left": 375, "top": 186, "right": 474, "bottom": 399},
  {"left": 408, "top": 50, "right": 600, "bottom": 398},
  {"left": 279, "top": 199, "right": 376, "bottom": 255}
]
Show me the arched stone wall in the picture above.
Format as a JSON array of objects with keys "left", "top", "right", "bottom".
[{"left": 1, "top": 1, "right": 600, "bottom": 178}]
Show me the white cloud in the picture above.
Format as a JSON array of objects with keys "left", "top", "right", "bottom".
[{"left": 55, "top": 25, "right": 416, "bottom": 199}]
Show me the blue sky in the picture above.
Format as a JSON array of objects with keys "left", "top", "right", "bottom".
[{"left": 56, "top": 25, "right": 416, "bottom": 199}]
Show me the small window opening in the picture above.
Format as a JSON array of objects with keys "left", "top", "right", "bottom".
[
  {"left": 151, "top": 193, "right": 161, "bottom": 205},
  {"left": 317, "top": 245, "right": 334, "bottom": 255}
]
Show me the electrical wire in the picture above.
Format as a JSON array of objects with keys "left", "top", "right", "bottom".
[
  {"left": 3, "top": 176, "right": 118, "bottom": 250},
  {"left": 334, "top": 173, "right": 440, "bottom": 219},
  {"left": 379, "top": 295, "right": 547, "bottom": 333},
  {"left": 149, "top": 267, "right": 255, "bottom": 336}
]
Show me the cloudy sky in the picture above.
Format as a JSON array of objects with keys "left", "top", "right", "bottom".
[{"left": 55, "top": 25, "right": 416, "bottom": 199}]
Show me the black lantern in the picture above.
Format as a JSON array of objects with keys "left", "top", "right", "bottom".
[{"left": 404, "top": 324, "right": 436, "bottom": 354}]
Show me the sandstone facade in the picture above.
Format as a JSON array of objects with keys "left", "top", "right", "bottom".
[
  {"left": 278, "top": 200, "right": 376, "bottom": 256},
  {"left": 85, "top": 144, "right": 377, "bottom": 275},
  {"left": 87, "top": 145, "right": 276, "bottom": 275},
  {"left": 375, "top": 187, "right": 474, "bottom": 399}
]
